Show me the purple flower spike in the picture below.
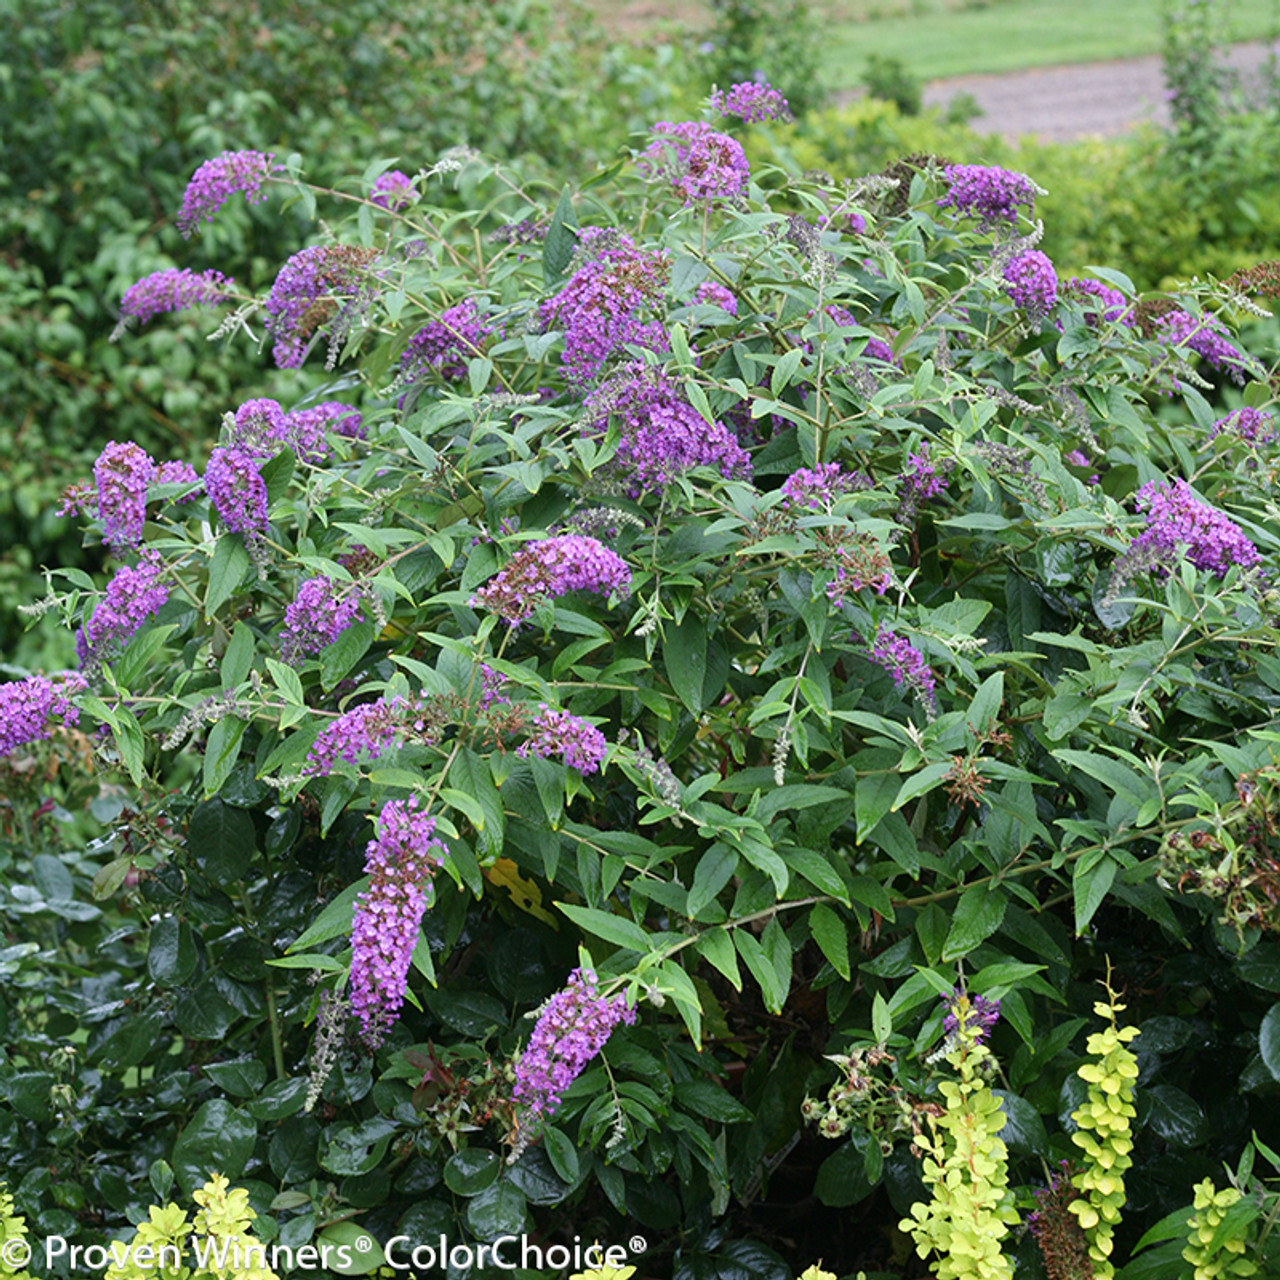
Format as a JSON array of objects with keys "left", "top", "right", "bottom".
[
  {"left": 513, "top": 967, "right": 636, "bottom": 1118},
  {"left": 349, "top": 799, "right": 448, "bottom": 1047},
  {"left": 1209, "top": 406, "right": 1276, "bottom": 447},
  {"left": 302, "top": 697, "right": 408, "bottom": 777},
  {"left": 205, "top": 446, "right": 269, "bottom": 537},
  {"left": 400, "top": 299, "right": 493, "bottom": 386},
  {"left": 710, "top": 80, "right": 793, "bottom": 123},
  {"left": 639, "top": 121, "right": 750, "bottom": 206},
  {"left": 76, "top": 553, "right": 169, "bottom": 669},
  {"left": 230, "top": 398, "right": 292, "bottom": 458},
  {"left": 471, "top": 535, "right": 631, "bottom": 625},
  {"left": 114, "top": 268, "right": 234, "bottom": 336},
  {"left": 942, "top": 988, "right": 1001, "bottom": 1046},
  {"left": 780, "top": 462, "right": 869, "bottom": 511},
  {"left": 94, "top": 441, "right": 156, "bottom": 550},
  {"left": 1003, "top": 249, "right": 1058, "bottom": 319},
  {"left": 868, "top": 626, "right": 937, "bottom": 717},
  {"left": 281, "top": 576, "right": 363, "bottom": 665},
  {"left": 263, "top": 244, "right": 379, "bottom": 369},
  {"left": 516, "top": 704, "right": 608, "bottom": 775},
  {"left": 0, "top": 673, "right": 86, "bottom": 757},
  {"left": 370, "top": 169, "right": 416, "bottom": 212},
  {"left": 1131, "top": 478, "right": 1260, "bottom": 578},
  {"left": 177, "top": 150, "right": 283, "bottom": 236},
  {"left": 938, "top": 164, "right": 1040, "bottom": 227}
]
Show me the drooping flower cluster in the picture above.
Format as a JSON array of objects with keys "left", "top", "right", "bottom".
[
  {"left": 370, "top": 170, "right": 415, "bottom": 211},
  {"left": 477, "top": 663, "right": 510, "bottom": 711},
  {"left": 471, "top": 535, "right": 631, "bottom": 625},
  {"left": 177, "top": 149, "right": 283, "bottom": 236},
  {"left": 1002, "top": 249, "right": 1058, "bottom": 319},
  {"left": 516, "top": 705, "right": 609, "bottom": 775},
  {"left": 113, "top": 268, "right": 235, "bottom": 337},
  {"left": 937, "top": 163, "right": 1040, "bottom": 227},
  {"left": 1128, "top": 478, "right": 1260, "bottom": 579},
  {"left": 263, "top": 244, "right": 380, "bottom": 368},
  {"left": 302, "top": 697, "right": 408, "bottom": 776},
  {"left": 349, "top": 798, "right": 448, "bottom": 1047},
  {"left": 539, "top": 231, "right": 670, "bottom": 384},
  {"left": 513, "top": 967, "right": 636, "bottom": 1118},
  {"left": 205, "top": 446, "right": 269, "bottom": 537},
  {"left": 780, "top": 463, "right": 869, "bottom": 510},
  {"left": 1208, "top": 405, "right": 1276, "bottom": 448},
  {"left": 399, "top": 299, "right": 493, "bottom": 386},
  {"left": 228, "top": 397, "right": 364, "bottom": 463},
  {"left": 639, "top": 121, "right": 750, "bottom": 206},
  {"left": 1065, "top": 277, "right": 1130, "bottom": 325},
  {"left": 710, "top": 79, "right": 793, "bottom": 123},
  {"left": 281, "top": 577, "right": 364, "bottom": 664},
  {"left": 94, "top": 441, "right": 156, "bottom": 549},
  {"left": 229, "top": 399, "right": 291, "bottom": 457},
  {"left": 0, "top": 673, "right": 86, "bottom": 757},
  {"left": 868, "top": 626, "right": 937, "bottom": 717},
  {"left": 1151, "top": 308, "right": 1248, "bottom": 382},
  {"left": 583, "top": 364, "right": 751, "bottom": 494},
  {"left": 76, "top": 554, "right": 169, "bottom": 668},
  {"left": 694, "top": 280, "right": 737, "bottom": 315}
]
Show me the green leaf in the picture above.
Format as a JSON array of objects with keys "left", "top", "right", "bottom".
[
  {"left": 892, "top": 761, "right": 952, "bottom": 811},
  {"left": 696, "top": 929, "right": 741, "bottom": 989},
  {"left": 736, "top": 927, "right": 788, "bottom": 1014},
  {"left": 203, "top": 715, "right": 247, "bottom": 797},
  {"left": 421, "top": 986, "right": 506, "bottom": 1036},
  {"left": 855, "top": 772, "right": 899, "bottom": 842},
  {"left": 203, "top": 1058, "right": 268, "bottom": 1098},
  {"left": 1259, "top": 1002, "right": 1280, "bottom": 1083},
  {"left": 664, "top": 613, "right": 709, "bottom": 714},
  {"left": 941, "top": 884, "right": 1006, "bottom": 961},
  {"left": 556, "top": 903, "right": 651, "bottom": 953},
  {"left": 316, "top": 1222, "right": 386, "bottom": 1275},
  {"left": 1054, "top": 749, "right": 1153, "bottom": 809},
  {"left": 147, "top": 916, "right": 198, "bottom": 986},
  {"left": 1144, "top": 1085, "right": 1207, "bottom": 1147},
  {"left": 687, "top": 844, "right": 738, "bottom": 918},
  {"left": 677, "top": 1080, "right": 753, "bottom": 1124},
  {"left": 172, "top": 1100, "right": 256, "bottom": 1196},
  {"left": 991, "top": 1090, "right": 1049, "bottom": 1155},
  {"left": 320, "top": 619, "right": 376, "bottom": 692},
  {"left": 114, "top": 704, "right": 147, "bottom": 786},
  {"left": 247, "top": 1078, "right": 308, "bottom": 1120},
  {"left": 809, "top": 903, "right": 850, "bottom": 981},
  {"left": 287, "top": 878, "right": 369, "bottom": 952},
  {"left": 187, "top": 798, "right": 255, "bottom": 885},
  {"left": 221, "top": 621, "right": 255, "bottom": 691},
  {"left": 205, "top": 533, "right": 251, "bottom": 618},
  {"left": 543, "top": 1127, "right": 580, "bottom": 1185},
  {"left": 466, "top": 1183, "right": 528, "bottom": 1239},
  {"left": 1073, "top": 854, "right": 1118, "bottom": 933},
  {"left": 443, "top": 1148, "right": 500, "bottom": 1195},
  {"left": 871, "top": 990, "right": 892, "bottom": 1044},
  {"left": 542, "top": 185, "right": 578, "bottom": 287},
  {"left": 452, "top": 747, "right": 506, "bottom": 858}
]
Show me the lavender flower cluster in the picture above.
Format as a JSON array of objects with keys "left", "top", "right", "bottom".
[
  {"left": 539, "top": 230, "right": 669, "bottom": 384},
  {"left": 281, "top": 577, "right": 364, "bottom": 664},
  {"left": 370, "top": 170, "right": 415, "bottom": 212},
  {"left": 1209, "top": 406, "right": 1276, "bottom": 447},
  {"left": 76, "top": 553, "right": 170, "bottom": 668},
  {"left": 710, "top": 80, "right": 793, "bottom": 123},
  {"left": 0, "top": 673, "right": 86, "bottom": 758},
  {"left": 867, "top": 626, "right": 937, "bottom": 717},
  {"left": 639, "top": 121, "right": 750, "bottom": 207},
  {"left": 1152, "top": 308, "right": 1248, "bottom": 383},
  {"left": 1002, "top": 249, "right": 1058, "bottom": 319},
  {"left": 1129, "top": 478, "right": 1260, "bottom": 578},
  {"left": 302, "top": 697, "right": 408, "bottom": 776},
  {"left": 942, "top": 988, "right": 1001, "bottom": 1046},
  {"left": 264, "top": 244, "right": 379, "bottom": 369},
  {"left": 900, "top": 447, "right": 950, "bottom": 503},
  {"left": 1065, "top": 277, "right": 1130, "bottom": 324},
  {"left": 780, "top": 462, "right": 869, "bottom": 510},
  {"left": 516, "top": 705, "right": 608, "bottom": 775},
  {"left": 471, "top": 535, "right": 631, "bottom": 625},
  {"left": 937, "top": 164, "right": 1040, "bottom": 227},
  {"left": 95, "top": 441, "right": 155, "bottom": 549},
  {"left": 693, "top": 281, "right": 737, "bottom": 315},
  {"left": 349, "top": 799, "right": 448, "bottom": 1047},
  {"left": 513, "top": 967, "right": 636, "bottom": 1118},
  {"left": 228, "top": 397, "right": 363, "bottom": 462},
  {"left": 583, "top": 364, "right": 750, "bottom": 495},
  {"left": 400, "top": 299, "right": 492, "bottom": 386},
  {"left": 205, "top": 446, "right": 269, "bottom": 537},
  {"left": 114, "top": 268, "right": 234, "bottom": 336},
  {"left": 177, "top": 150, "right": 283, "bottom": 237}
]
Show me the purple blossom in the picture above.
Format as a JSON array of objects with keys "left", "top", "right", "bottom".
[
  {"left": 583, "top": 364, "right": 751, "bottom": 495},
  {"left": 942, "top": 988, "right": 1001, "bottom": 1045},
  {"left": 937, "top": 164, "right": 1040, "bottom": 227},
  {"left": 281, "top": 577, "right": 363, "bottom": 664},
  {"left": 286, "top": 402, "right": 366, "bottom": 460},
  {"left": 229, "top": 398, "right": 291, "bottom": 458},
  {"left": 1209, "top": 406, "right": 1276, "bottom": 447},
  {"left": 0, "top": 673, "right": 86, "bottom": 757},
  {"left": 477, "top": 664, "right": 510, "bottom": 711},
  {"left": 1065, "top": 277, "right": 1130, "bottom": 325},
  {"left": 901, "top": 446, "right": 950, "bottom": 502},
  {"left": 113, "top": 268, "right": 234, "bottom": 336},
  {"left": 868, "top": 626, "right": 937, "bottom": 716},
  {"left": 516, "top": 704, "right": 609, "bottom": 775},
  {"left": 349, "top": 799, "right": 448, "bottom": 1047},
  {"left": 1002, "top": 250, "right": 1058, "bottom": 319},
  {"left": 819, "top": 209, "right": 868, "bottom": 236},
  {"left": 694, "top": 281, "right": 738, "bottom": 315},
  {"left": 471, "top": 535, "right": 631, "bottom": 625},
  {"left": 76, "top": 553, "right": 169, "bottom": 668},
  {"left": 539, "top": 230, "right": 670, "bottom": 385},
  {"left": 400, "top": 299, "right": 492, "bottom": 386},
  {"left": 513, "top": 967, "right": 636, "bottom": 1118},
  {"left": 302, "top": 697, "right": 407, "bottom": 776},
  {"left": 639, "top": 121, "right": 751, "bottom": 206},
  {"left": 205, "top": 446, "right": 269, "bottom": 537},
  {"left": 155, "top": 460, "right": 202, "bottom": 494},
  {"left": 710, "top": 80, "right": 793, "bottom": 123},
  {"left": 819, "top": 307, "right": 900, "bottom": 367},
  {"left": 1129, "top": 478, "right": 1260, "bottom": 578},
  {"left": 780, "top": 462, "right": 869, "bottom": 510},
  {"left": 263, "top": 244, "right": 379, "bottom": 369},
  {"left": 94, "top": 441, "right": 155, "bottom": 550},
  {"left": 177, "top": 150, "right": 283, "bottom": 236},
  {"left": 370, "top": 170, "right": 415, "bottom": 211},
  {"left": 1153, "top": 309, "right": 1248, "bottom": 382}
]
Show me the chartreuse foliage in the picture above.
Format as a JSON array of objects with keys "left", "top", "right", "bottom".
[{"left": 9, "top": 103, "right": 1280, "bottom": 1279}]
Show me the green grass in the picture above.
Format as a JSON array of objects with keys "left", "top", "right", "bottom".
[{"left": 818, "top": 0, "right": 1280, "bottom": 82}]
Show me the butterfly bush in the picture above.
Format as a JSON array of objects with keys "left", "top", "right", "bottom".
[
  {"left": 639, "top": 121, "right": 750, "bottom": 206},
  {"left": 1002, "top": 249, "right": 1058, "bottom": 319},
  {"left": 94, "top": 441, "right": 155, "bottom": 549},
  {"left": 937, "top": 163, "right": 1041, "bottom": 226},
  {"left": 204, "top": 446, "right": 268, "bottom": 536},
  {"left": 710, "top": 79, "right": 793, "bottom": 123},
  {"left": 112, "top": 267, "right": 234, "bottom": 336},
  {"left": 76, "top": 553, "right": 169, "bottom": 668},
  {"left": 471, "top": 535, "right": 631, "bottom": 625},
  {"left": 280, "top": 577, "right": 363, "bottom": 664},
  {"left": 0, "top": 673, "right": 86, "bottom": 757},
  {"left": 516, "top": 705, "right": 608, "bottom": 775},
  {"left": 370, "top": 169, "right": 416, "bottom": 211},
  {"left": 177, "top": 149, "right": 283, "bottom": 236}
]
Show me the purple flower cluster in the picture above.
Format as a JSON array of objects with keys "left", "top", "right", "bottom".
[
  {"left": 1209, "top": 406, "right": 1276, "bottom": 447},
  {"left": 302, "top": 697, "right": 408, "bottom": 776},
  {"left": 205, "top": 446, "right": 269, "bottom": 537},
  {"left": 819, "top": 209, "right": 868, "bottom": 236},
  {"left": 820, "top": 306, "right": 900, "bottom": 367},
  {"left": 76, "top": 553, "right": 169, "bottom": 668},
  {"left": 517, "top": 705, "right": 609, "bottom": 775},
  {"left": 400, "top": 299, "right": 492, "bottom": 386},
  {"left": 471, "top": 535, "right": 631, "bottom": 625},
  {"left": 349, "top": 799, "right": 448, "bottom": 1047},
  {"left": 694, "top": 281, "right": 737, "bottom": 315},
  {"left": 710, "top": 80, "right": 793, "bottom": 123},
  {"left": 263, "top": 244, "right": 379, "bottom": 368},
  {"left": 1002, "top": 250, "right": 1058, "bottom": 319},
  {"left": 155, "top": 460, "right": 202, "bottom": 493},
  {"left": 1065, "top": 277, "right": 1130, "bottom": 324},
  {"left": 583, "top": 364, "right": 751, "bottom": 495},
  {"left": 539, "top": 230, "right": 669, "bottom": 384},
  {"left": 937, "top": 164, "right": 1039, "bottom": 227},
  {"left": 1153, "top": 309, "right": 1247, "bottom": 382},
  {"left": 0, "top": 673, "right": 86, "bottom": 757},
  {"left": 780, "top": 462, "right": 869, "bottom": 510},
  {"left": 1130, "top": 478, "right": 1260, "bottom": 578},
  {"left": 901, "top": 447, "right": 950, "bottom": 502},
  {"left": 229, "top": 397, "right": 364, "bottom": 463},
  {"left": 281, "top": 577, "right": 363, "bottom": 664},
  {"left": 477, "top": 663, "right": 511, "bottom": 711},
  {"left": 639, "top": 121, "right": 751, "bottom": 206},
  {"left": 942, "top": 988, "right": 1001, "bottom": 1046},
  {"left": 94, "top": 441, "right": 155, "bottom": 549},
  {"left": 177, "top": 150, "right": 283, "bottom": 237},
  {"left": 370, "top": 170, "right": 415, "bottom": 212},
  {"left": 114, "top": 268, "right": 234, "bottom": 335},
  {"left": 868, "top": 626, "right": 937, "bottom": 716},
  {"left": 230, "top": 399, "right": 290, "bottom": 457},
  {"left": 513, "top": 967, "right": 636, "bottom": 1118}
]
